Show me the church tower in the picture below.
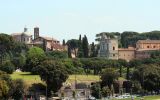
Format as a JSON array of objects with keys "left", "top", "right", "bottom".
[
  {"left": 34, "top": 27, "right": 39, "bottom": 39},
  {"left": 98, "top": 33, "right": 118, "bottom": 59}
]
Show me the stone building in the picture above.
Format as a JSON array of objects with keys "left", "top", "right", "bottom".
[
  {"left": 11, "top": 27, "right": 66, "bottom": 51},
  {"left": 11, "top": 27, "right": 32, "bottom": 44},
  {"left": 118, "top": 46, "right": 135, "bottom": 62},
  {"left": 98, "top": 34, "right": 160, "bottom": 61},
  {"left": 98, "top": 34, "right": 118, "bottom": 60}
]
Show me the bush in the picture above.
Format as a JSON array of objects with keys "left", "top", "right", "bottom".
[{"left": 0, "top": 61, "right": 15, "bottom": 74}]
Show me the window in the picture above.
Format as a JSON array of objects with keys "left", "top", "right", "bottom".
[
  {"left": 113, "top": 46, "right": 115, "bottom": 50},
  {"left": 147, "top": 46, "right": 149, "bottom": 48},
  {"left": 153, "top": 46, "right": 156, "bottom": 48},
  {"left": 113, "top": 54, "right": 115, "bottom": 57}
]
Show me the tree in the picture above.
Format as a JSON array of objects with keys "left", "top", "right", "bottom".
[
  {"left": 132, "top": 64, "right": 160, "bottom": 93},
  {"left": 82, "top": 35, "right": 89, "bottom": 58},
  {"left": 91, "top": 83, "right": 102, "bottom": 99},
  {"left": 0, "top": 33, "right": 14, "bottom": 65},
  {"left": 67, "top": 39, "right": 79, "bottom": 57},
  {"left": 90, "top": 42, "right": 96, "bottom": 57},
  {"left": 12, "top": 53, "right": 26, "bottom": 69},
  {"left": 46, "top": 51, "right": 68, "bottom": 59},
  {"left": 62, "top": 39, "right": 66, "bottom": 46},
  {"left": 25, "top": 47, "right": 46, "bottom": 73},
  {"left": 102, "top": 86, "right": 111, "bottom": 97},
  {"left": 9, "top": 79, "right": 27, "bottom": 100},
  {"left": 101, "top": 68, "right": 118, "bottom": 88},
  {"left": 39, "top": 60, "right": 69, "bottom": 97},
  {"left": 77, "top": 34, "right": 84, "bottom": 58},
  {"left": 151, "top": 51, "right": 160, "bottom": 59},
  {"left": 0, "top": 80, "right": 9, "bottom": 99},
  {"left": 0, "top": 61, "right": 15, "bottom": 74}
]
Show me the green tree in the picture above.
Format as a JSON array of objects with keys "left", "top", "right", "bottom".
[
  {"left": 91, "top": 83, "right": 102, "bottom": 99},
  {"left": 25, "top": 47, "right": 46, "bottom": 73},
  {"left": 67, "top": 39, "right": 79, "bottom": 57},
  {"left": 46, "top": 51, "right": 68, "bottom": 59},
  {"left": 0, "top": 80, "right": 9, "bottom": 99},
  {"left": 90, "top": 42, "right": 96, "bottom": 57},
  {"left": 77, "top": 34, "right": 84, "bottom": 58},
  {"left": 62, "top": 39, "right": 66, "bottom": 46},
  {"left": 132, "top": 64, "right": 160, "bottom": 93},
  {"left": 101, "top": 68, "right": 118, "bottom": 88},
  {"left": 9, "top": 79, "right": 26, "bottom": 100},
  {"left": 82, "top": 35, "right": 89, "bottom": 58},
  {"left": 102, "top": 86, "right": 111, "bottom": 97},
  {"left": 0, "top": 61, "right": 15, "bottom": 74},
  {"left": 39, "top": 60, "right": 69, "bottom": 97}
]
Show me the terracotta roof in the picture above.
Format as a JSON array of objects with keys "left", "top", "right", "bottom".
[
  {"left": 51, "top": 43, "right": 65, "bottom": 50},
  {"left": 137, "top": 40, "right": 160, "bottom": 44},
  {"left": 39, "top": 36, "right": 59, "bottom": 41}
]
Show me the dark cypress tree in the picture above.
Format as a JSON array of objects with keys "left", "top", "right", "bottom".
[
  {"left": 68, "top": 47, "right": 72, "bottom": 58},
  {"left": 62, "top": 39, "right": 66, "bottom": 46},
  {"left": 77, "top": 34, "right": 84, "bottom": 57},
  {"left": 90, "top": 42, "right": 96, "bottom": 57},
  {"left": 82, "top": 35, "right": 89, "bottom": 58},
  {"left": 79, "top": 34, "right": 82, "bottom": 41}
]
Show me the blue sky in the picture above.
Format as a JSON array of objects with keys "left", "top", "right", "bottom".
[{"left": 0, "top": 0, "right": 160, "bottom": 43}]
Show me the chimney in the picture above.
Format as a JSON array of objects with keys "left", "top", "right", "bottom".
[{"left": 34, "top": 27, "right": 39, "bottom": 39}]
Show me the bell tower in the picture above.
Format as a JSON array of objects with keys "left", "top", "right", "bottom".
[{"left": 34, "top": 27, "right": 39, "bottom": 39}]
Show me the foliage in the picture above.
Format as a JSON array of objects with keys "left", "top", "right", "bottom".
[
  {"left": 91, "top": 83, "right": 102, "bottom": 99},
  {"left": 0, "top": 61, "right": 15, "bottom": 74},
  {"left": 9, "top": 79, "right": 26, "bottom": 100},
  {"left": 0, "top": 80, "right": 9, "bottom": 99},
  {"left": 25, "top": 47, "right": 46, "bottom": 73},
  {"left": 102, "top": 86, "right": 111, "bottom": 97},
  {"left": 12, "top": 53, "right": 26, "bottom": 69},
  {"left": 90, "top": 42, "right": 96, "bottom": 57},
  {"left": 67, "top": 39, "right": 79, "bottom": 57},
  {"left": 82, "top": 35, "right": 89, "bottom": 57},
  {"left": 132, "top": 64, "right": 160, "bottom": 92},
  {"left": 151, "top": 50, "right": 160, "bottom": 59},
  {"left": 101, "top": 68, "right": 118, "bottom": 88},
  {"left": 46, "top": 51, "right": 68, "bottom": 59},
  {"left": 39, "top": 60, "right": 69, "bottom": 96}
]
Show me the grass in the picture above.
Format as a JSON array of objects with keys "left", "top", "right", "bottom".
[
  {"left": 111, "top": 95, "right": 160, "bottom": 100},
  {"left": 10, "top": 72, "right": 100, "bottom": 85},
  {"left": 10, "top": 72, "right": 42, "bottom": 85}
]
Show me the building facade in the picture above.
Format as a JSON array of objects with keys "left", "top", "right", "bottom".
[
  {"left": 98, "top": 34, "right": 118, "bottom": 59},
  {"left": 11, "top": 27, "right": 32, "bottom": 44},
  {"left": 98, "top": 34, "right": 160, "bottom": 61},
  {"left": 11, "top": 27, "right": 66, "bottom": 51}
]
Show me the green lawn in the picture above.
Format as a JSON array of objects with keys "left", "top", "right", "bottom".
[
  {"left": 11, "top": 72, "right": 42, "bottom": 85},
  {"left": 112, "top": 95, "right": 160, "bottom": 100},
  {"left": 10, "top": 72, "right": 100, "bottom": 85}
]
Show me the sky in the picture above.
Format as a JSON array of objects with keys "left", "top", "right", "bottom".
[{"left": 0, "top": 0, "right": 160, "bottom": 43}]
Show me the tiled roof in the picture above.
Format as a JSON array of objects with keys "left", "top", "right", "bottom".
[
  {"left": 39, "top": 36, "right": 59, "bottom": 41},
  {"left": 137, "top": 40, "right": 160, "bottom": 44},
  {"left": 51, "top": 43, "right": 65, "bottom": 50}
]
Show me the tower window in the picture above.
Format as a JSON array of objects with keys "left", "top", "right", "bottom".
[{"left": 113, "top": 46, "right": 115, "bottom": 50}]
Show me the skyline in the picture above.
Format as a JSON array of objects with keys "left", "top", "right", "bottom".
[{"left": 0, "top": 0, "right": 160, "bottom": 43}]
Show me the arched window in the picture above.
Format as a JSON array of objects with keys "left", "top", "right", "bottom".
[{"left": 113, "top": 46, "right": 115, "bottom": 50}]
